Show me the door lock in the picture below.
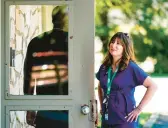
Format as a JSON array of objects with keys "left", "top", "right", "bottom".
[{"left": 89, "top": 99, "right": 98, "bottom": 127}]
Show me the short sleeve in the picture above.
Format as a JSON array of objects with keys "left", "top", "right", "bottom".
[
  {"left": 95, "top": 65, "right": 103, "bottom": 81},
  {"left": 132, "top": 62, "right": 149, "bottom": 86},
  {"left": 95, "top": 69, "right": 100, "bottom": 81}
]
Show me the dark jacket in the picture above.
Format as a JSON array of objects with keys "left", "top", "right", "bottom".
[{"left": 24, "top": 29, "right": 68, "bottom": 95}]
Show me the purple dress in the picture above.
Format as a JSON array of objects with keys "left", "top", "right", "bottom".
[{"left": 96, "top": 61, "right": 148, "bottom": 127}]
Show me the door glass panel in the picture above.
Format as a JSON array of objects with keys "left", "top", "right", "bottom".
[
  {"left": 9, "top": 5, "right": 69, "bottom": 95},
  {"left": 10, "top": 110, "right": 69, "bottom": 128}
]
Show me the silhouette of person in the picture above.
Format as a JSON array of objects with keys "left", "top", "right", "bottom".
[
  {"left": 24, "top": 6, "right": 68, "bottom": 128},
  {"left": 24, "top": 6, "right": 68, "bottom": 95}
]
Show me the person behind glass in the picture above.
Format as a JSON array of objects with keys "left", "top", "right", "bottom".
[
  {"left": 96, "top": 32, "right": 158, "bottom": 128},
  {"left": 24, "top": 6, "right": 68, "bottom": 128}
]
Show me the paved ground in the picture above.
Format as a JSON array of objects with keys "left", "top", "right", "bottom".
[{"left": 152, "top": 113, "right": 168, "bottom": 128}]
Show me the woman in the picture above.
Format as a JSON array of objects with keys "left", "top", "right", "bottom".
[{"left": 96, "top": 32, "right": 158, "bottom": 128}]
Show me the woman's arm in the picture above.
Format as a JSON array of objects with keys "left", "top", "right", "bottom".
[
  {"left": 137, "top": 76, "right": 158, "bottom": 110},
  {"left": 126, "top": 76, "right": 158, "bottom": 122},
  {"left": 98, "top": 82, "right": 103, "bottom": 113}
]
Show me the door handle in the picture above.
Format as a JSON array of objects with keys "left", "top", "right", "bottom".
[
  {"left": 81, "top": 104, "right": 90, "bottom": 115},
  {"left": 81, "top": 100, "right": 98, "bottom": 127}
]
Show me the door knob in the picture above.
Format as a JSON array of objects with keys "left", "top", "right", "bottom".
[{"left": 81, "top": 104, "right": 90, "bottom": 115}]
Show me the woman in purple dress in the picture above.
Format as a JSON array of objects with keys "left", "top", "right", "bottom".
[{"left": 96, "top": 32, "right": 158, "bottom": 128}]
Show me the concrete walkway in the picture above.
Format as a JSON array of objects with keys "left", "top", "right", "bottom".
[
  {"left": 143, "top": 112, "right": 168, "bottom": 128},
  {"left": 152, "top": 113, "right": 168, "bottom": 128}
]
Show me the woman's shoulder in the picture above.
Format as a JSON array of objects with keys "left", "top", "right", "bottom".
[
  {"left": 127, "top": 61, "right": 149, "bottom": 85},
  {"left": 99, "top": 64, "right": 107, "bottom": 70},
  {"left": 127, "top": 60, "right": 140, "bottom": 70},
  {"left": 96, "top": 64, "right": 107, "bottom": 80},
  {"left": 128, "top": 60, "right": 147, "bottom": 74}
]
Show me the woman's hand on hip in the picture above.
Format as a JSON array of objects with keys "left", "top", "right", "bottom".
[{"left": 125, "top": 107, "right": 142, "bottom": 122}]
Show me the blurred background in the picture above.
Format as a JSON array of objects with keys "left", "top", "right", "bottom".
[{"left": 94, "top": 0, "right": 168, "bottom": 128}]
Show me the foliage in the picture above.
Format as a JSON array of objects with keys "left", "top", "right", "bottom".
[
  {"left": 138, "top": 112, "right": 152, "bottom": 128},
  {"left": 95, "top": 0, "right": 168, "bottom": 74}
]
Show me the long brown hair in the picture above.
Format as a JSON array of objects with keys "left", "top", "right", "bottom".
[{"left": 102, "top": 32, "right": 136, "bottom": 71}]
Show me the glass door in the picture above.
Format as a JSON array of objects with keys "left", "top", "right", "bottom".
[{"left": 1, "top": 0, "right": 95, "bottom": 128}]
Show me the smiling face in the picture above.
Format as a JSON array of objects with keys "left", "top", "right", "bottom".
[
  {"left": 103, "top": 32, "right": 135, "bottom": 71},
  {"left": 109, "top": 37, "right": 124, "bottom": 59}
]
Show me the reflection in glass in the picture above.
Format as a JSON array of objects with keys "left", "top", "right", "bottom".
[
  {"left": 10, "top": 110, "right": 68, "bottom": 128},
  {"left": 9, "top": 5, "right": 69, "bottom": 95}
]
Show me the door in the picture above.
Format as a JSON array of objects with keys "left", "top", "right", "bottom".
[{"left": 0, "top": 0, "right": 95, "bottom": 128}]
